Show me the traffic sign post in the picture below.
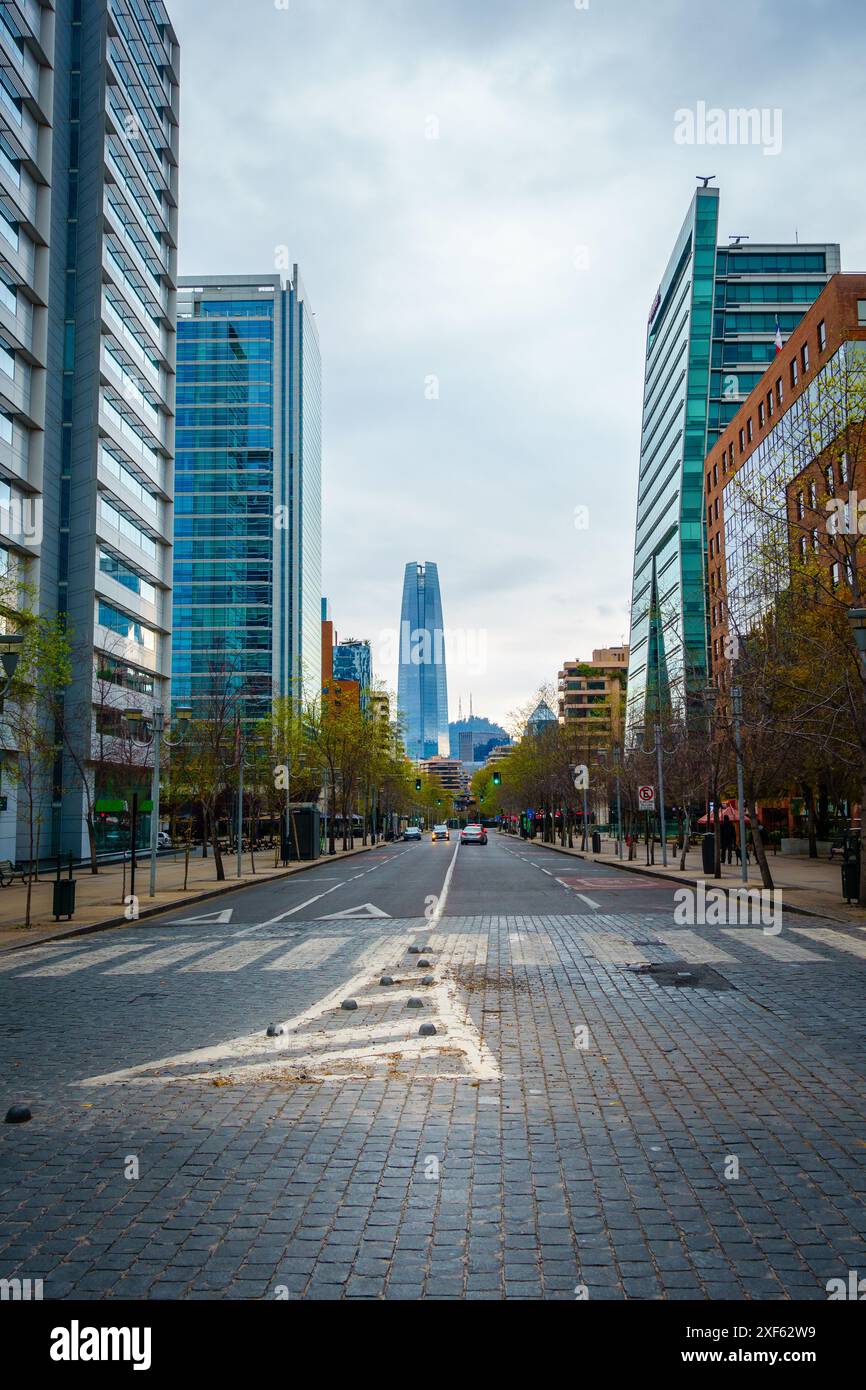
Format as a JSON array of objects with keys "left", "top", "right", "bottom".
[{"left": 638, "top": 785, "right": 656, "bottom": 812}]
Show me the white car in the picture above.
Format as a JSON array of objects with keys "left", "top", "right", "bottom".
[
  {"left": 431, "top": 824, "right": 450, "bottom": 842},
  {"left": 156, "top": 831, "right": 172, "bottom": 849}
]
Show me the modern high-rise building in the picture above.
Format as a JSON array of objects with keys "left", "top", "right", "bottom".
[
  {"left": 448, "top": 715, "right": 510, "bottom": 766},
  {"left": 626, "top": 183, "right": 838, "bottom": 737},
  {"left": 172, "top": 272, "right": 322, "bottom": 725},
  {"left": 0, "top": 0, "right": 180, "bottom": 859},
  {"left": 397, "top": 560, "right": 449, "bottom": 760},
  {"left": 333, "top": 637, "right": 372, "bottom": 708}
]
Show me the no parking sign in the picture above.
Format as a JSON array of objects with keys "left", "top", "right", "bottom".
[{"left": 638, "top": 785, "right": 656, "bottom": 812}]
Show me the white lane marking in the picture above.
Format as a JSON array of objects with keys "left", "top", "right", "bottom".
[
  {"left": 105, "top": 942, "right": 214, "bottom": 974},
  {"left": 22, "top": 942, "right": 153, "bottom": 977},
  {"left": 169, "top": 909, "right": 234, "bottom": 926},
  {"left": 179, "top": 940, "right": 284, "bottom": 973},
  {"left": 576, "top": 893, "right": 600, "bottom": 910},
  {"left": 719, "top": 930, "right": 827, "bottom": 962},
  {"left": 426, "top": 840, "right": 460, "bottom": 926},
  {"left": 656, "top": 930, "right": 736, "bottom": 964},
  {"left": 258, "top": 882, "right": 347, "bottom": 925},
  {"left": 264, "top": 936, "right": 350, "bottom": 971},
  {"left": 321, "top": 903, "right": 391, "bottom": 919},
  {"left": 791, "top": 927, "right": 866, "bottom": 961}
]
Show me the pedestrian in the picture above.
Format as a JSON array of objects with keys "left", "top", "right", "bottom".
[{"left": 720, "top": 816, "right": 735, "bottom": 865}]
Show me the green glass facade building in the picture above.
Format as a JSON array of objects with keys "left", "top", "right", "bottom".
[
  {"left": 626, "top": 186, "right": 838, "bottom": 737},
  {"left": 172, "top": 273, "right": 322, "bottom": 724}
]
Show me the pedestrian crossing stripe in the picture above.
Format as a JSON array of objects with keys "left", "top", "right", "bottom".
[{"left": 4, "top": 920, "right": 863, "bottom": 981}]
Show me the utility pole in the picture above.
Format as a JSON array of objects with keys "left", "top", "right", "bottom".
[
  {"left": 655, "top": 722, "right": 668, "bottom": 867},
  {"left": 614, "top": 744, "right": 624, "bottom": 860}
]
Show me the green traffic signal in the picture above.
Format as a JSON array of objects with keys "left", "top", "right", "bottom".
[
  {"left": 415, "top": 778, "right": 422, "bottom": 792},
  {"left": 493, "top": 771, "right": 501, "bottom": 786}
]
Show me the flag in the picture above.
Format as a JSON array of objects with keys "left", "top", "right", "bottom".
[{"left": 774, "top": 315, "right": 783, "bottom": 354}]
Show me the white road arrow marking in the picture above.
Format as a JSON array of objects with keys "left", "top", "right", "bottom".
[
  {"left": 321, "top": 903, "right": 391, "bottom": 919},
  {"left": 169, "top": 908, "right": 234, "bottom": 925}
]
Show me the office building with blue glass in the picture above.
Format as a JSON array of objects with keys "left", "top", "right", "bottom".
[
  {"left": 172, "top": 272, "right": 321, "bottom": 725},
  {"left": 333, "top": 638, "right": 372, "bottom": 707},
  {"left": 0, "top": 0, "right": 180, "bottom": 859},
  {"left": 626, "top": 183, "right": 838, "bottom": 738},
  {"left": 397, "top": 561, "right": 449, "bottom": 760}
]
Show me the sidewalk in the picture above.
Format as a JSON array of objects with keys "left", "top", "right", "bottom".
[
  {"left": 0, "top": 842, "right": 379, "bottom": 953},
  {"left": 508, "top": 834, "right": 866, "bottom": 925}
]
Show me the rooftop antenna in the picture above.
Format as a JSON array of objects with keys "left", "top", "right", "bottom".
[
  {"left": 458, "top": 696, "right": 463, "bottom": 720},
  {"left": 728, "top": 235, "right": 750, "bottom": 245},
  {"left": 697, "top": 174, "right": 716, "bottom": 188},
  {"left": 470, "top": 692, "right": 474, "bottom": 719}
]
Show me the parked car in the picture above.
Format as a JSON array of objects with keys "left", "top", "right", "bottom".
[
  {"left": 431, "top": 824, "right": 450, "bottom": 842},
  {"left": 460, "top": 823, "right": 488, "bottom": 846},
  {"left": 157, "top": 831, "right": 172, "bottom": 849},
  {"left": 403, "top": 826, "right": 422, "bottom": 841}
]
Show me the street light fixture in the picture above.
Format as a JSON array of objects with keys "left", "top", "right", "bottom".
[{"left": 0, "top": 633, "right": 23, "bottom": 688}]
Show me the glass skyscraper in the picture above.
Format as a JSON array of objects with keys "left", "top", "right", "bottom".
[
  {"left": 0, "top": 0, "right": 179, "bottom": 858},
  {"left": 397, "top": 561, "right": 449, "bottom": 760},
  {"left": 626, "top": 184, "right": 838, "bottom": 737},
  {"left": 172, "top": 272, "right": 321, "bottom": 724},
  {"left": 333, "top": 638, "right": 372, "bottom": 707}
]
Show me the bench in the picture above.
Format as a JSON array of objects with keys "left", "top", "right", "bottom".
[{"left": 0, "top": 860, "right": 26, "bottom": 886}]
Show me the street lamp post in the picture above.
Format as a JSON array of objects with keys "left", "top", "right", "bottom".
[
  {"left": 124, "top": 704, "right": 191, "bottom": 898},
  {"left": 613, "top": 744, "right": 624, "bottom": 860},
  {"left": 654, "top": 722, "right": 668, "bottom": 867},
  {"left": 731, "top": 683, "right": 748, "bottom": 885}
]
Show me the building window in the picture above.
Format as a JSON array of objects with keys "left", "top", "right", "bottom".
[
  {"left": 799, "top": 536, "right": 807, "bottom": 561},
  {"left": 776, "top": 377, "right": 783, "bottom": 405},
  {"left": 818, "top": 320, "right": 827, "bottom": 351},
  {"left": 791, "top": 358, "right": 799, "bottom": 387},
  {"left": 831, "top": 561, "right": 840, "bottom": 589},
  {"left": 738, "top": 428, "right": 745, "bottom": 453},
  {"left": 712, "top": 462, "right": 718, "bottom": 486},
  {"left": 758, "top": 402, "right": 765, "bottom": 427},
  {"left": 802, "top": 343, "right": 810, "bottom": 372},
  {"left": 809, "top": 481, "right": 817, "bottom": 509},
  {"left": 747, "top": 418, "right": 753, "bottom": 442},
  {"left": 767, "top": 390, "right": 774, "bottom": 417},
  {"left": 826, "top": 464, "right": 835, "bottom": 496},
  {"left": 858, "top": 300, "right": 866, "bottom": 327},
  {"left": 811, "top": 527, "right": 819, "bottom": 552},
  {"left": 840, "top": 453, "right": 849, "bottom": 484},
  {"left": 796, "top": 490, "right": 805, "bottom": 520}
]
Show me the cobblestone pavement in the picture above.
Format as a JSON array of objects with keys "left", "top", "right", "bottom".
[{"left": 1, "top": 836, "right": 864, "bottom": 1300}]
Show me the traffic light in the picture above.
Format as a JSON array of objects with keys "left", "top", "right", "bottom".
[
  {"left": 415, "top": 778, "right": 422, "bottom": 792},
  {"left": 493, "top": 771, "right": 501, "bottom": 786}
]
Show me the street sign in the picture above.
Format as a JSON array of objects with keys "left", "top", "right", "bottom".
[{"left": 638, "top": 785, "right": 656, "bottom": 811}]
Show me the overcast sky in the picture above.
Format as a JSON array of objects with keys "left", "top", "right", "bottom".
[{"left": 169, "top": 0, "right": 866, "bottom": 729}]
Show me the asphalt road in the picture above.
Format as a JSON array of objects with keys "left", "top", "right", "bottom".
[{"left": 1, "top": 830, "right": 865, "bottom": 1300}]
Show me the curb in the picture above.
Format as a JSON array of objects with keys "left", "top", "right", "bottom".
[
  {"left": 505, "top": 836, "right": 861, "bottom": 924},
  {"left": 0, "top": 842, "right": 381, "bottom": 955}
]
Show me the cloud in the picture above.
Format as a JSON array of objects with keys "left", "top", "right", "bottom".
[{"left": 169, "top": 0, "right": 866, "bottom": 722}]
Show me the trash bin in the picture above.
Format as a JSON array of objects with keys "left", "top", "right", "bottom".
[
  {"left": 841, "top": 858, "right": 859, "bottom": 903},
  {"left": 53, "top": 877, "right": 76, "bottom": 921},
  {"left": 592, "top": 831, "right": 602, "bottom": 854},
  {"left": 701, "top": 833, "right": 715, "bottom": 875}
]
